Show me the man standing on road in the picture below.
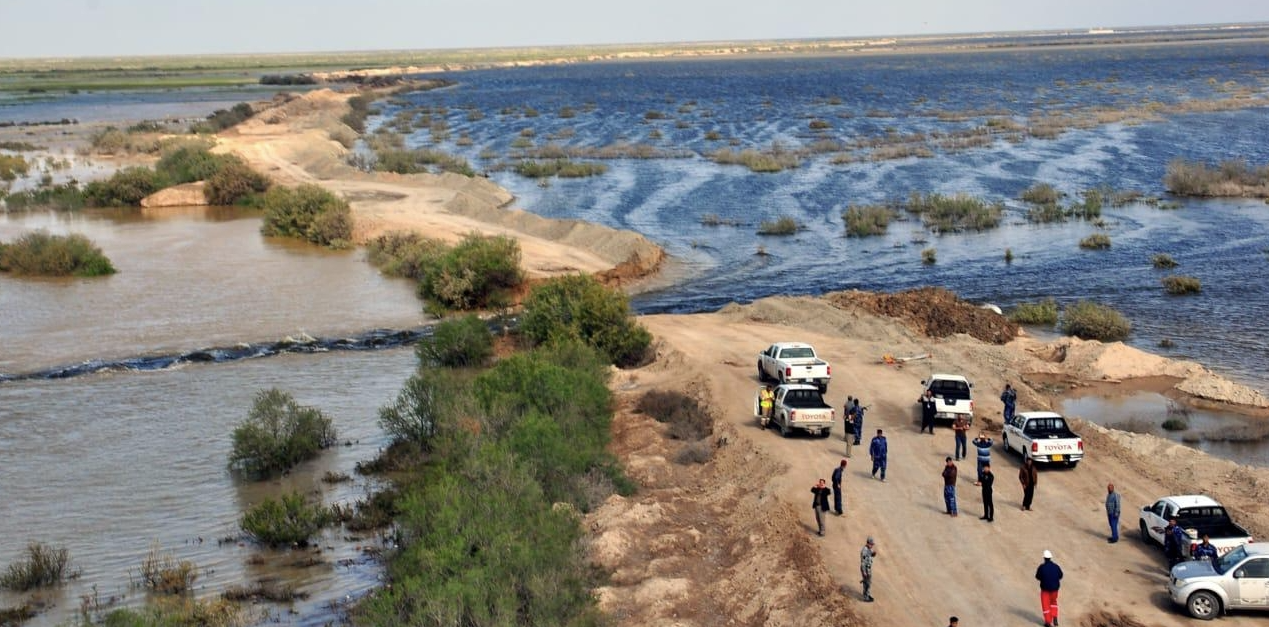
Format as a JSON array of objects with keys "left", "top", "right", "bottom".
[
  {"left": 831, "top": 459, "right": 847, "bottom": 515},
  {"left": 979, "top": 463, "right": 995, "bottom": 522},
  {"left": 843, "top": 396, "right": 856, "bottom": 457},
  {"left": 1105, "top": 483, "right": 1121, "bottom": 543},
  {"left": 1001, "top": 383, "right": 1018, "bottom": 422},
  {"left": 942, "top": 457, "right": 959, "bottom": 516},
  {"left": 869, "top": 429, "right": 888, "bottom": 481},
  {"left": 851, "top": 398, "right": 866, "bottom": 446},
  {"left": 952, "top": 415, "right": 969, "bottom": 460},
  {"left": 811, "top": 479, "right": 831, "bottom": 536},
  {"left": 972, "top": 431, "right": 993, "bottom": 485},
  {"left": 919, "top": 389, "right": 937, "bottom": 434},
  {"left": 1019, "top": 457, "right": 1038, "bottom": 511},
  {"left": 1193, "top": 534, "right": 1219, "bottom": 567},
  {"left": 759, "top": 384, "right": 775, "bottom": 426},
  {"left": 1036, "top": 549, "right": 1063, "bottom": 627},
  {"left": 1163, "top": 517, "right": 1187, "bottom": 567},
  {"left": 860, "top": 536, "right": 877, "bottom": 602}
]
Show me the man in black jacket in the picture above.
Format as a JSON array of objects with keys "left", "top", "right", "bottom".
[
  {"left": 811, "top": 479, "right": 832, "bottom": 536},
  {"left": 1036, "top": 550, "right": 1063, "bottom": 627},
  {"left": 919, "top": 389, "right": 937, "bottom": 434},
  {"left": 979, "top": 463, "right": 995, "bottom": 522}
]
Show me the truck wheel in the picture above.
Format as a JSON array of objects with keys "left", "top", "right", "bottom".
[
  {"left": 1001, "top": 434, "right": 1010, "bottom": 454},
  {"left": 1139, "top": 521, "right": 1153, "bottom": 545},
  {"left": 779, "top": 421, "right": 791, "bottom": 438},
  {"left": 820, "top": 429, "right": 832, "bottom": 439},
  {"left": 757, "top": 363, "right": 768, "bottom": 382},
  {"left": 1067, "top": 461, "right": 1079, "bottom": 469},
  {"left": 1187, "top": 590, "right": 1220, "bottom": 620}
]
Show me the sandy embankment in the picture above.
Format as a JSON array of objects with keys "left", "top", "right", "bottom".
[{"left": 205, "top": 88, "right": 663, "bottom": 284}]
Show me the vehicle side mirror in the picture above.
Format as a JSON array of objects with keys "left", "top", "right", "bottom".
[
  {"left": 920, "top": 380, "right": 927, "bottom": 385},
  {"left": 1234, "top": 569, "right": 1244, "bottom": 579}
]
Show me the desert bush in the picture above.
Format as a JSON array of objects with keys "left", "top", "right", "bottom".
[
  {"left": 83, "top": 167, "right": 168, "bottom": 206},
  {"left": 1060, "top": 300, "right": 1131, "bottom": 342},
  {"left": 228, "top": 388, "right": 337, "bottom": 478},
  {"left": 907, "top": 192, "right": 1002, "bottom": 232},
  {"left": 1151, "top": 253, "right": 1179, "bottom": 269},
  {"left": 365, "top": 230, "right": 448, "bottom": 280},
  {"left": 89, "top": 126, "right": 131, "bottom": 154},
  {"left": 520, "top": 273, "right": 652, "bottom": 368},
  {"left": 373, "top": 148, "right": 474, "bottom": 176},
  {"left": 675, "top": 440, "right": 714, "bottom": 465},
  {"left": 922, "top": 247, "right": 937, "bottom": 264},
  {"left": 1021, "top": 183, "right": 1062, "bottom": 205},
  {"left": 636, "top": 390, "right": 714, "bottom": 440},
  {"left": 0, "top": 154, "right": 28, "bottom": 182},
  {"left": 418, "top": 233, "right": 525, "bottom": 311},
  {"left": 0, "top": 230, "right": 115, "bottom": 277},
  {"left": 1009, "top": 298, "right": 1059, "bottom": 325},
  {"left": 378, "top": 370, "right": 466, "bottom": 452},
  {"left": 1162, "top": 275, "right": 1202, "bottom": 294},
  {"left": 203, "top": 159, "right": 270, "bottom": 205},
  {"left": 138, "top": 541, "right": 197, "bottom": 594},
  {"left": 842, "top": 204, "right": 896, "bottom": 237},
  {"left": 417, "top": 314, "right": 493, "bottom": 368},
  {"left": 1079, "top": 233, "right": 1111, "bottom": 249},
  {"left": 0, "top": 542, "right": 70, "bottom": 591},
  {"left": 0, "top": 183, "right": 87, "bottom": 211},
  {"left": 190, "top": 102, "right": 255, "bottom": 134},
  {"left": 1161, "top": 417, "right": 1190, "bottom": 431},
  {"left": 240, "top": 491, "right": 330, "bottom": 547},
  {"left": 758, "top": 216, "right": 799, "bottom": 235},
  {"left": 259, "top": 184, "right": 353, "bottom": 248},
  {"left": 154, "top": 141, "right": 230, "bottom": 184}
]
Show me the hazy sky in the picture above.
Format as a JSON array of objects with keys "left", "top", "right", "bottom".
[{"left": 2, "top": 0, "right": 1268, "bottom": 58}]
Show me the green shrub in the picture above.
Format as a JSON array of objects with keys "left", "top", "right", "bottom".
[
  {"left": 0, "top": 154, "right": 28, "bottom": 182},
  {"left": 0, "top": 542, "right": 70, "bottom": 591},
  {"left": 1009, "top": 298, "right": 1059, "bottom": 325},
  {"left": 228, "top": 388, "right": 337, "bottom": 478},
  {"left": 94, "top": 599, "right": 242, "bottom": 626},
  {"left": 84, "top": 167, "right": 169, "bottom": 206},
  {"left": 1079, "top": 233, "right": 1111, "bottom": 249},
  {"left": 1161, "top": 417, "right": 1190, "bottom": 431},
  {"left": 203, "top": 159, "right": 270, "bottom": 205},
  {"left": 1071, "top": 189, "right": 1103, "bottom": 219},
  {"left": 138, "top": 542, "right": 197, "bottom": 595},
  {"left": 1020, "top": 182, "right": 1061, "bottom": 205},
  {"left": 520, "top": 273, "right": 651, "bottom": 368},
  {"left": 377, "top": 370, "right": 465, "bottom": 453},
  {"left": 417, "top": 315, "right": 493, "bottom": 368},
  {"left": 1026, "top": 202, "right": 1067, "bottom": 223},
  {"left": 190, "top": 102, "right": 255, "bottom": 134},
  {"left": 1151, "top": 253, "right": 1179, "bottom": 269},
  {"left": 259, "top": 184, "right": 353, "bottom": 248},
  {"left": 922, "top": 247, "right": 937, "bottom": 264},
  {"left": 907, "top": 192, "right": 1003, "bottom": 232},
  {"left": 1060, "top": 300, "right": 1131, "bottom": 342},
  {"left": 365, "top": 230, "right": 447, "bottom": 280},
  {"left": 636, "top": 390, "right": 714, "bottom": 440},
  {"left": 758, "top": 215, "right": 799, "bottom": 235},
  {"left": 154, "top": 141, "right": 229, "bottom": 184},
  {"left": 240, "top": 491, "right": 330, "bottom": 547},
  {"left": 418, "top": 233, "right": 525, "bottom": 311},
  {"left": 842, "top": 204, "right": 896, "bottom": 237},
  {"left": 89, "top": 126, "right": 130, "bottom": 154},
  {"left": 0, "top": 183, "right": 86, "bottom": 211},
  {"left": 1162, "top": 275, "right": 1202, "bottom": 294},
  {"left": 0, "top": 230, "right": 115, "bottom": 277},
  {"left": 513, "top": 159, "right": 607, "bottom": 178},
  {"left": 709, "top": 147, "right": 800, "bottom": 172}
]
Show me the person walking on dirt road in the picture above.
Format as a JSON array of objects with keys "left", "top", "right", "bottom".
[
  {"left": 869, "top": 429, "right": 888, "bottom": 481},
  {"left": 942, "top": 457, "right": 959, "bottom": 516},
  {"left": 1001, "top": 383, "right": 1017, "bottom": 422},
  {"left": 843, "top": 396, "right": 856, "bottom": 457},
  {"left": 1105, "top": 483, "right": 1121, "bottom": 543},
  {"left": 952, "top": 415, "right": 970, "bottom": 460},
  {"left": 831, "top": 459, "right": 847, "bottom": 515},
  {"left": 1019, "top": 457, "right": 1038, "bottom": 511},
  {"left": 979, "top": 463, "right": 995, "bottom": 522},
  {"left": 919, "top": 389, "right": 937, "bottom": 434},
  {"left": 811, "top": 479, "right": 831, "bottom": 536},
  {"left": 860, "top": 536, "right": 877, "bottom": 602},
  {"left": 1035, "top": 549, "right": 1063, "bottom": 627},
  {"left": 851, "top": 398, "right": 866, "bottom": 445}
]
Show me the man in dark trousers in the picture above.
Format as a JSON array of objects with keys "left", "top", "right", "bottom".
[
  {"left": 831, "top": 459, "right": 848, "bottom": 515},
  {"left": 919, "top": 389, "right": 937, "bottom": 434},
  {"left": 811, "top": 478, "right": 831, "bottom": 536},
  {"left": 1105, "top": 483, "right": 1121, "bottom": 543},
  {"left": 1163, "top": 517, "right": 1187, "bottom": 567},
  {"left": 1193, "top": 534, "right": 1219, "bottom": 567},
  {"left": 843, "top": 396, "right": 856, "bottom": 456},
  {"left": 979, "top": 463, "right": 995, "bottom": 522},
  {"left": 1036, "top": 549, "right": 1063, "bottom": 627},
  {"left": 1019, "top": 457, "right": 1038, "bottom": 511},
  {"left": 851, "top": 398, "right": 866, "bottom": 446},
  {"left": 942, "top": 456, "right": 958, "bottom": 516},
  {"left": 860, "top": 536, "right": 877, "bottom": 602},
  {"left": 1001, "top": 383, "right": 1018, "bottom": 422},
  {"left": 869, "top": 429, "right": 888, "bottom": 481}
]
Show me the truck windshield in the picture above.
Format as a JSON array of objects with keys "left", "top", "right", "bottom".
[
  {"left": 1215, "top": 545, "right": 1248, "bottom": 575},
  {"left": 779, "top": 347, "right": 815, "bottom": 359},
  {"left": 930, "top": 380, "right": 970, "bottom": 400},
  {"left": 1022, "top": 418, "right": 1069, "bottom": 436}
]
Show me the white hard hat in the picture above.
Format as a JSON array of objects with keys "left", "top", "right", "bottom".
[{"left": 1042, "top": 550, "right": 1053, "bottom": 559}]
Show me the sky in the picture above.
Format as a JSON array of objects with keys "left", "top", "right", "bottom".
[{"left": 2, "top": 0, "right": 1269, "bottom": 59}]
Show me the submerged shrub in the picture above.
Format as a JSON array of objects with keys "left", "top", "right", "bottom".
[
  {"left": 1020, "top": 182, "right": 1061, "bottom": 205},
  {"left": 259, "top": 184, "right": 353, "bottom": 248},
  {"left": 1060, "top": 300, "right": 1131, "bottom": 342},
  {"left": 377, "top": 370, "right": 462, "bottom": 452},
  {"left": 203, "top": 159, "right": 270, "bottom": 205},
  {"left": 83, "top": 167, "right": 168, "bottom": 206},
  {"left": 417, "top": 314, "right": 494, "bottom": 368},
  {"left": 419, "top": 233, "right": 524, "bottom": 311},
  {"left": 240, "top": 491, "right": 330, "bottom": 547},
  {"left": 842, "top": 204, "right": 895, "bottom": 237},
  {"left": 520, "top": 273, "right": 651, "bottom": 368},
  {"left": 0, "top": 542, "right": 70, "bottom": 591},
  {"left": 757, "top": 216, "right": 799, "bottom": 235},
  {"left": 907, "top": 192, "right": 1003, "bottom": 232},
  {"left": 138, "top": 542, "right": 197, "bottom": 595},
  {"left": 365, "top": 230, "right": 447, "bottom": 280},
  {"left": 0, "top": 183, "right": 86, "bottom": 212},
  {"left": 1162, "top": 275, "right": 1202, "bottom": 294},
  {"left": 228, "top": 388, "right": 337, "bottom": 478},
  {"left": 1079, "top": 233, "right": 1111, "bottom": 249},
  {"left": 921, "top": 247, "right": 937, "bottom": 264},
  {"left": 1009, "top": 298, "right": 1059, "bottom": 325},
  {"left": 0, "top": 230, "right": 115, "bottom": 277},
  {"left": 1151, "top": 253, "right": 1179, "bottom": 269}
]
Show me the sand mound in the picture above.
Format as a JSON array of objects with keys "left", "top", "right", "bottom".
[
  {"left": 140, "top": 181, "right": 207, "bottom": 208},
  {"left": 826, "top": 287, "right": 1019, "bottom": 345}
]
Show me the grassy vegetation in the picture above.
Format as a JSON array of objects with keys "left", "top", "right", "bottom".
[
  {"left": 921, "top": 247, "right": 937, "bottom": 265},
  {"left": 204, "top": 159, "right": 271, "bottom": 205},
  {"left": 373, "top": 148, "right": 475, "bottom": 176},
  {"left": 757, "top": 216, "right": 799, "bottom": 235},
  {"left": 228, "top": 388, "right": 337, "bottom": 478},
  {"left": 1151, "top": 253, "right": 1179, "bottom": 269},
  {"left": 520, "top": 273, "right": 652, "bottom": 368},
  {"left": 842, "top": 204, "right": 896, "bottom": 237},
  {"left": 0, "top": 183, "right": 87, "bottom": 211},
  {"left": 418, "top": 234, "right": 525, "bottom": 312},
  {"left": 416, "top": 315, "right": 494, "bottom": 368},
  {"left": 708, "top": 147, "right": 800, "bottom": 172},
  {"left": 190, "top": 102, "right": 256, "bottom": 134},
  {"left": 1162, "top": 275, "right": 1202, "bottom": 294},
  {"left": 0, "top": 154, "right": 28, "bottom": 182},
  {"left": 1004, "top": 247, "right": 1014, "bottom": 263},
  {"left": 636, "top": 390, "right": 714, "bottom": 441},
  {"left": 513, "top": 159, "right": 607, "bottom": 178},
  {"left": 137, "top": 542, "right": 197, "bottom": 595},
  {"left": 906, "top": 192, "right": 1002, "bottom": 232},
  {"left": 258, "top": 183, "right": 353, "bottom": 249},
  {"left": 1020, "top": 182, "right": 1062, "bottom": 205},
  {"left": 1009, "top": 298, "right": 1059, "bottom": 325},
  {"left": 1165, "top": 158, "right": 1269, "bottom": 197},
  {"left": 0, "top": 140, "right": 43, "bottom": 151},
  {"left": 1060, "top": 300, "right": 1131, "bottom": 342},
  {"left": 1079, "top": 233, "right": 1112, "bottom": 249},
  {"left": 0, "top": 230, "right": 115, "bottom": 277},
  {"left": 240, "top": 491, "right": 332, "bottom": 547},
  {"left": 1, "top": 542, "right": 71, "bottom": 591},
  {"left": 84, "top": 167, "right": 168, "bottom": 206}
]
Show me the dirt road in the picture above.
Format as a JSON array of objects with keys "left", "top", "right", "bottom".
[{"left": 628, "top": 305, "right": 1267, "bottom": 627}]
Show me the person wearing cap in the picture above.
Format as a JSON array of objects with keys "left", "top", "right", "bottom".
[
  {"left": 942, "top": 456, "right": 958, "bottom": 516},
  {"left": 1035, "top": 549, "right": 1063, "bottom": 627},
  {"left": 860, "top": 536, "right": 877, "bottom": 602},
  {"left": 1105, "top": 483, "right": 1121, "bottom": 543},
  {"left": 810, "top": 478, "right": 832, "bottom": 536},
  {"left": 831, "top": 459, "right": 848, "bottom": 515}
]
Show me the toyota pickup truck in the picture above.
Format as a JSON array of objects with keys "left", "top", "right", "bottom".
[
  {"left": 1001, "top": 411, "right": 1083, "bottom": 467},
  {"left": 753, "top": 384, "right": 835, "bottom": 438},
  {"left": 1168, "top": 543, "right": 1269, "bottom": 620},
  {"left": 1141, "top": 495, "right": 1253, "bottom": 559},
  {"left": 919, "top": 374, "right": 974, "bottom": 425},
  {"left": 758, "top": 342, "right": 831, "bottom": 392}
]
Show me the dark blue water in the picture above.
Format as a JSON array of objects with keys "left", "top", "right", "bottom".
[{"left": 385, "top": 42, "right": 1269, "bottom": 389}]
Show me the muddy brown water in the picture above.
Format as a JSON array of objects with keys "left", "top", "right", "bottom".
[{"left": 0, "top": 208, "right": 426, "bottom": 624}]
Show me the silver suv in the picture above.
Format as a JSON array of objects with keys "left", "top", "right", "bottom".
[{"left": 1169, "top": 543, "right": 1269, "bottom": 620}]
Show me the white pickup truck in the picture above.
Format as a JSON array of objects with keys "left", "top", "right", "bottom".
[
  {"left": 1141, "top": 495, "right": 1253, "bottom": 559},
  {"left": 753, "top": 384, "right": 836, "bottom": 438},
  {"left": 1001, "top": 411, "right": 1083, "bottom": 467},
  {"left": 1169, "top": 543, "right": 1269, "bottom": 620},
  {"left": 919, "top": 374, "right": 974, "bottom": 425},
  {"left": 758, "top": 342, "right": 831, "bottom": 392}
]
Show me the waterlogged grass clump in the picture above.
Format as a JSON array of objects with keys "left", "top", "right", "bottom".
[
  {"left": 1060, "top": 300, "right": 1131, "bottom": 342},
  {"left": 921, "top": 247, "right": 937, "bottom": 265},
  {"left": 0, "top": 230, "right": 115, "bottom": 277},
  {"left": 1165, "top": 158, "right": 1269, "bottom": 197},
  {"left": 1020, "top": 182, "right": 1062, "bottom": 205},
  {"left": 366, "top": 231, "right": 525, "bottom": 312},
  {"left": 1009, "top": 298, "right": 1059, "bottom": 325},
  {"left": 240, "top": 491, "right": 331, "bottom": 547},
  {"left": 1151, "top": 253, "right": 1179, "bottom": 269},
  {"left": 842, "top": 204, "right": 896, "bottom": 237},
  {"left": 514, "top": 159, "right": 607, "bottom": 178},
  {"left": 1079, "top": 233, "right": 1111, "bottom": 249},
  {"left": 1, "top": 542, "right": 71, "bottom": 591},
  {"left": 259, "top": 183, "right": 353, "bottom": 249},
  {"left": 757, "top": 216, "right": 799, "bottom": 235},
  {"left": 907, "top": 192, "right": 1002, "bottom": 232},
  {"left": 1162, "top": 275, "right": 1202, "bottom": 295},
  {"left": 138, "top": 542, "right": 197, "bottom": 595},
  {"left": 229, "top": 388, "right": 337, "bottom": 478},
  {"left": 709, "top": 147, "right": 800, "bottom": 173},
  {"left": 0, "top": 154, "right": 29, "bottom": 181},
  {"left": 373, "top": 148, "right": 474, "bottom": 176}
]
